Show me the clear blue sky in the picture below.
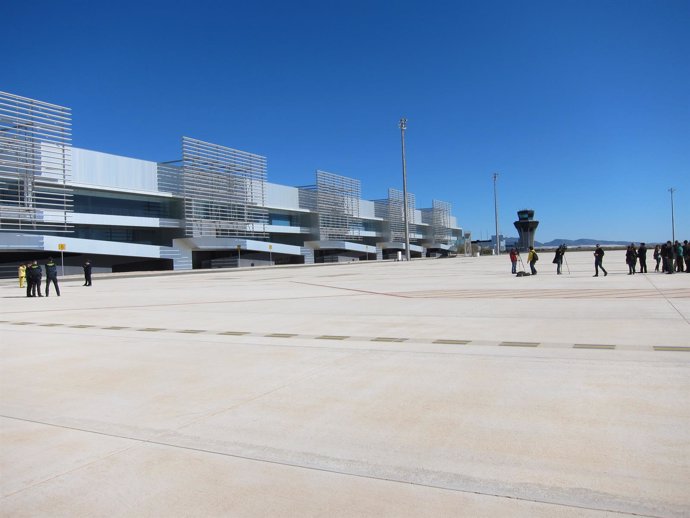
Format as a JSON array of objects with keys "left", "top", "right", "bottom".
[{"left": 5, "top": 0, "right": 689, "bottom": 243}]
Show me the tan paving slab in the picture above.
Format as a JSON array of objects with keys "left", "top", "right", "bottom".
[{"left": 1, "top": 251, "right": 689, "bottom": 517}]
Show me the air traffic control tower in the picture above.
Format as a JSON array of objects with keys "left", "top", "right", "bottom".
[{"left": 514, "top": 209, "right": 539, "bottom": 251}]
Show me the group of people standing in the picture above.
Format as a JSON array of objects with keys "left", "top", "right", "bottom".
[
  {"left": 19, "top": 258, "right": 61, "bottom": 297},
  {"left": 652, "top": 241, "right": 689, "bottom": 274},
  {"left": 18, "top": 258, "right": 93, "bottom": 297},
  {"left": 625, "top": 241, "right": 689, "bottom": 275},
  {"left": 508, "top": 240, "right": 690, "bottom": 276}
]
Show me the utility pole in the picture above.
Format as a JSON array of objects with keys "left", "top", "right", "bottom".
[
  {"left": 493, "top": 172, "right": 500, "bottom": 255},
  {"left": 399, "top": 117, "right": 411, "bottom": 261},
  {"left": 669, "top": 188, "right": 676, "bottom": 244}
]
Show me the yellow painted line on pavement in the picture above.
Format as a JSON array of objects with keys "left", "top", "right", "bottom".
[
  {"left": 217, "top": 331, "right": 250, "bottom": 336},
  {"left": 138, "top": 328, "right": 166, "bottom": 332},
  {"left": 574, "top": 344, "right": 616, "bottom": 350},
  {"left": 433, "top": 339, "right": 471, "bottom": 345},
  {"left": 103, "top": 326, "right": 129, "bottom": 330},
  {"left": 266, "top": 333, "right": 297, "bottom": 338},
  {"left": 176, "top": 329, "right": 206, "bottom": 334},
  {"left": 653, "top": 346, "right": 690, "bottom": 352},
  {"left": 316, "top": 335, "right": 350, "bottom": 340},
  {"left": 371, "top": 337, "right": 407, "bottom": 343}
]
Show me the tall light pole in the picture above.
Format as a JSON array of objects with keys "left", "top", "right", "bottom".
[
  {"left": 493, "top": 172, "right": 500, "bottom": 255},
  {"left": 669, "top": 188, "right": 676, "bottom": 244},
  {"left": 399, "top": 117, "right": 411, "bottom": 261}
]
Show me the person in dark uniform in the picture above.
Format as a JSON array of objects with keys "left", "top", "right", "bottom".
[
  {"left": 662, "top": 241, "right": 673, "bottom": 274},
  {"left": 684, "top": 240, "right": 690, "bottom": 272},
  {"left": 552, "top": 244, "right": 565, "bottom": 275},
  {"left": 27, "top": 260, "right": 43, "bottom": 297},
  {"left": 25, "top": 262, "right": 34, "bottom": 297},
  {"left": 83, "top": 258, "right": 93, "bottom": 286},
  {"left": 625, "top": 244, "right": 637, "bottom": 275},
  {"left": 593, "top": 245, "right": 607, "bottom": 277},
  {"left": 637, "top": 243, "right": 648, "bottom": 273},
  {"left": 45, "top": 257, "right": 60, "bottom": 296},
  {"left": 653, "top": 245, "right": 661, "bottom": 272}
]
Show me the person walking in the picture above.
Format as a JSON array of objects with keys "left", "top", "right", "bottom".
[
  {"left": 637, "top": 243, "right": 648, "bottom": 273},
  {"left": 18, "top": 263, "right": 26, "bottom": 288},
  {"left": 653, "top": 245, "right": 661, "bottom": 272},
  {"left": 593, "top": 244, "right": 607, "bottom": 277},
  {"left": 552, "top": 245, "right": 565, "bottom": 275},
  {"left": 44, "top": 257, "right": 60, "bottom": 297},
  {"left": 684, "top": 240, "right": 690, "bottom": 273},
  {"left": 509, "top": 247, "right": 519, "bottom": 274},
  {"left": 625, "top": 244, "right": 637, "bottom": 275},
  {"left": 527, "top": 246, "right": 538, "bottom": 275},
  {"left": 83, "top": 258, "right": 93, "bottom": 286},
  {"left": 27, "top": 260, "right": 43, "bottom": 297}
]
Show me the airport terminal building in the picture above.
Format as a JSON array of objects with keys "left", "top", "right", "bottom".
[{"left": 0, "top": 91, "right": 463, "bottom": 276}]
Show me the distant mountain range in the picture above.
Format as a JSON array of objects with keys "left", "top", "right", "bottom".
[
  {"left": 539, "top": 238, "right": 631, "bottom": 247},
  {"left": 504, "top": 237, "right": 631, "bottom": 247}
]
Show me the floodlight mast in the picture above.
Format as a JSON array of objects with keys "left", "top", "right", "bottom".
[
  {"left": 399, "top": 117, "right": 411, "bottom": 261},
  {"left": 493, "top": 172, "right": 500, "bottom": 255},
  {"left": 669, "top": 187, "right": 676, "bottom": 244}
]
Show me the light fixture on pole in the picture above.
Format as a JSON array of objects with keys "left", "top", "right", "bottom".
[
  {"left": 399, "top": 117, "right": 411, "bottom": 261},
  {"left": 493, "top": 172, "right": 500, "bottom": 255},
  {"left": 669, "top": 187, "right": 676, "bottom": 244}
]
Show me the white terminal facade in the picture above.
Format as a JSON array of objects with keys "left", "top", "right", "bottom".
[{"left": 0, "top": 91, "right": 464, "bottom": 276}]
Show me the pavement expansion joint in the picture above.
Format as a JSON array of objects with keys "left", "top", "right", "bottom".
[
  {"left": 574, "top": 344, "right": 616, "bottom": 349},
  {"left": 1, "top": 320, "right": 686, "bottom": 353}
]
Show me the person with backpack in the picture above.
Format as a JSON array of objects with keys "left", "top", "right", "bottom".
[
  {"left": 593, "top": 245, "right": 607, "bottom": 277},
  {"left": 527, "top": 246, "right": 538, "bottom": 275},
  {"left": 44, "top": 257, "right": 60, "bottom": 296}
]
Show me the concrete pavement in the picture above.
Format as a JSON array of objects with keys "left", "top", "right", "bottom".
[{"left": 1, "top": 250, "right": 689, "bottom": 517}]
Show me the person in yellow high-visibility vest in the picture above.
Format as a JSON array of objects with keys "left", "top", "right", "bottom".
[{"left": 18, "top": 264, "right": 26, "bottom": 288}]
